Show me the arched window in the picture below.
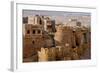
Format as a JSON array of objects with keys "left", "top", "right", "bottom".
[
  {"left": 83, "top": 33, "right": 87, "bottom": 43},
  {"left": 32, "top": 40, "right": 35, "bottom": 44},
  {"left": 32, "top": 30, "right": 35, "bottom": 34},
  {"left": 39, "top": 19, "right": 42, "bottom": 24},
  {"left": 37, "top": 30, "right": 41, "bottom": 34},
  {"left": 27, "top": 30, "right": 30, "bottom": 34}
]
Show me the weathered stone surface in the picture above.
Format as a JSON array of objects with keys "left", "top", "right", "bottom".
[
  {"left": 38, "top": 48, "right": 49, "bottom": 61},
  {"left": 23, "top": 15, "right": 91, "bottom": 62}
]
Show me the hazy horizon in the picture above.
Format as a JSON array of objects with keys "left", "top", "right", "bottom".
[{"left": 23, "top": 10, "right": 91, "bottom": 26}]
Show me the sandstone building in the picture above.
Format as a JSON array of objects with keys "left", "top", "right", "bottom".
[{"left": 23, "top": 15, "right": 91, "bottom": 62}]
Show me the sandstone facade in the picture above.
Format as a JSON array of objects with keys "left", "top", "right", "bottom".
[{"left": 23, "top": 15, "right": 91, "bottom": 62}]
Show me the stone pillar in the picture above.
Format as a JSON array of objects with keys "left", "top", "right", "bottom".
[
  {"left": 34, "top": 16, "right": 38, "bottom": 24},
  {"left": 34, "top": 15, "right": 41, "bottom": 25},
  {"left": 44, "top": 19, "right": 47, "bottom": 31},
  {"left": 28, "top": 16, "right": 34, "bottom": 24}
]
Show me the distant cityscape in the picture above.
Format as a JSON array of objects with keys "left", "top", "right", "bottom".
[
  {"left": 22, "top": 10, "right": 91, "bottom": 62},
  {"left": 23, "top": 10, "right": 91, "bottom": 27}
]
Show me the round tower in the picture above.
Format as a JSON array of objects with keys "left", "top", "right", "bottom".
[{"left": 54, "top": 25, "right": 73, "bottom": 48}]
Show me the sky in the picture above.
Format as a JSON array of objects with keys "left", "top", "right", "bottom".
[
  {"left": 23, "top": 10, "right": 91, "bottom": 17},
  {"left": 23, "top": 10, "right": 91, "bottom": 26}
]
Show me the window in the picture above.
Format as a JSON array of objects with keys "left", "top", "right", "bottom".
[
  {"left": 76, "top": 22, "right": 81, "bottom": 26},
  {"left": 23, "top": 17, "right": 28, "bottom": 24},
  {"left": 37, "top": 30, "right": 41, "bottom": 34},
  {"left": 83, "top": 33, "right": 87, "bottom": 43},
  {"left": 27, "top": 30, "right": 30, "bottom": 34},
  {"left": 73, "top": 31, "right": 75, "bottom": 33},
  {"left": 32, "top": 30, "right": 35, "bottom": 34},
  {"left": 39, "top": 19, "right": 42, "bottom": 24},
  {"left": 32, "top": 40, "right": 35, "bottom": 44}
]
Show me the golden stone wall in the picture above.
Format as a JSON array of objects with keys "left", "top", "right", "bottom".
[
  {"left": 54, "top": 25, "right": 76, "bottom": 48},
  {"left": 23, "top": 16, "right": 91, "bottom": 62}
]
